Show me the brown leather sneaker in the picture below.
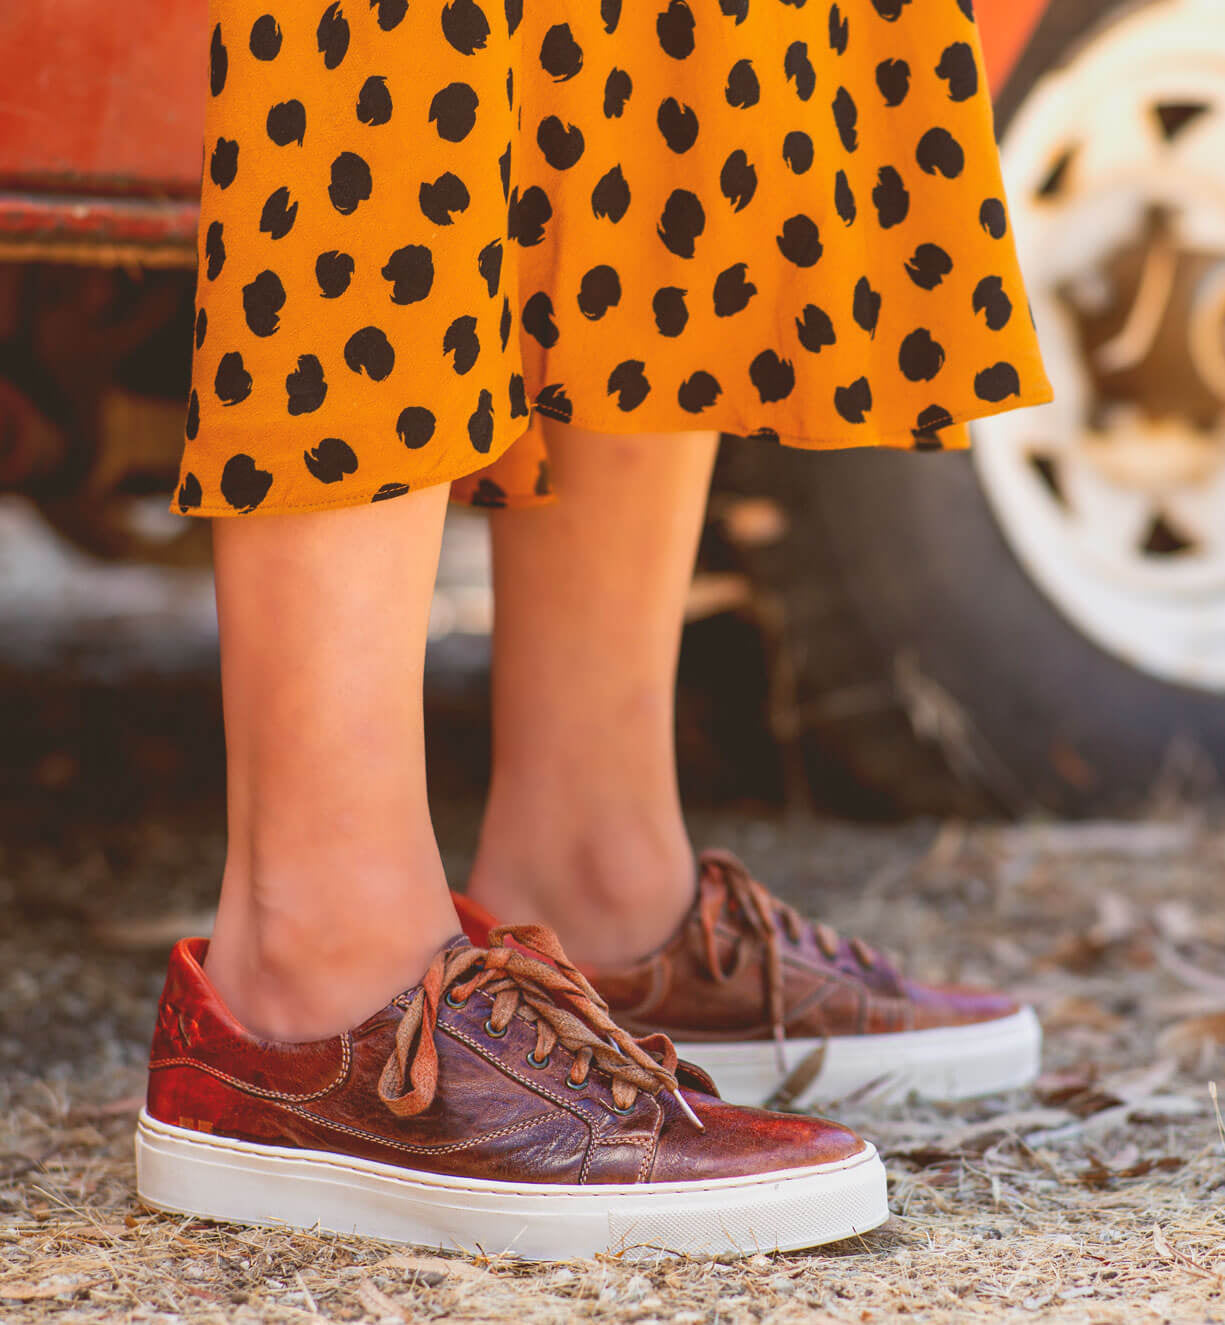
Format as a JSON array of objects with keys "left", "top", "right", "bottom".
[
  {"left": 455, "top": 850, "right": 1041, "bottom": 1110},
  {"left": 136, "top": 926, "right": 887, "bottom": 1259}
]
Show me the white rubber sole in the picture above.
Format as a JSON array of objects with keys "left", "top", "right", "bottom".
[
  {"left": 674, "top": 1007, "right": 1043, "bottom": 1110},
  {"left": 134, "top": 1109, "right": 888, "bottom": 1260}
]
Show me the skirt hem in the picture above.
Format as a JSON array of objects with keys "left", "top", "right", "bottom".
[{"left": 171, "top": 374, "right": 1054, "bottom": 519}]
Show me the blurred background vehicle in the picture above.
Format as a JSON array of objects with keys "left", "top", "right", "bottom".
[{"left": 2, "top": 0, "right": 1223, "bottom": 819}]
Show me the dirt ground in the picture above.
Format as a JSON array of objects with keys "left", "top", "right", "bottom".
[
  {"left": 4, "top": 500, "right": 1225, "bottom": 1323},
  {"left": 6, "top": 808, "right": 1225, "bottom": 1324}
]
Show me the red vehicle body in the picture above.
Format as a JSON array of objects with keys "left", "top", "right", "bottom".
[{"left": 0, "top": 1, "right": 1049, "bottom": 264}]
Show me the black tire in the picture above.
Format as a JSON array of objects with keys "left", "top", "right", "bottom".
[{"left": 706, "top": 0, "right": 1225, "bottom": 818}]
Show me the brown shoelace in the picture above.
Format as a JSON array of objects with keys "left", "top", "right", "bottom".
[
  {"left": 697, "top": 849, "right": 897, "bottom": 1068},
  {"left": 378, "top": 924, "right": 703, "bottom": 1128}
]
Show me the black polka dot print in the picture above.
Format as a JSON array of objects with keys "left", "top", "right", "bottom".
[{"left": 178, "top": 0, "right": 1051, "bottom": 516}]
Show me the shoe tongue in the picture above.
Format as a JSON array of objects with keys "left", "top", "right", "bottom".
[{"left": 377, "top": 934, "right": 473, "bottom": 1014}]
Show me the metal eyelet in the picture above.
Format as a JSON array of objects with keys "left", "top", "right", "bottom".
[
  {"left": 565, "top": 1076, "right": 587, "bottom": 1091},
  {"left": 444, "top": 990, "right": 468, "bottom": 1010},
  {"left": 483, "top": 1017, "right": 508, "bottom": 1038},
  {"left": 609, "top": 1102, "right": 635, "bottom": 1115},
  {"left": 526, "top": 1050, "right": 550, "bottom": 1069}
]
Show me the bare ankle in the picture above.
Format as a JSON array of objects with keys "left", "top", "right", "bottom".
[
  {"left": 205, "top": 861, "right": 459, "bottom": 1041},
  {"left": 467, "top": 827, "right": 696, "bottom": 967}
]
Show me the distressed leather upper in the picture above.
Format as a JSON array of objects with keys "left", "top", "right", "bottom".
[
  {"left": 146, "top": 935, "right": 865, "bottom": 1185},
  {"left": 456, "top": 849, "right": 1020, "bottom": 1044}
]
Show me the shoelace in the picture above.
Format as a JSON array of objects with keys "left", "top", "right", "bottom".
[
  {"left": 696, "top": 849, "right": 899, "bottom": 1070},
  {"left": 378, "top": 924, "right": 703, "bottom": 1129}
]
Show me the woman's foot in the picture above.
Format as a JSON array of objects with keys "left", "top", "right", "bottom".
[
  {"left": 455, "top": 850, "right": 1042, "bottom": 1110},
  {"left": 138, "top": 925, "right": 888, "bottom": 1259}
]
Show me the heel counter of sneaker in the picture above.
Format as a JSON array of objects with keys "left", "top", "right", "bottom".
[
  {"left": 145, "top": 938, "right": 355, "bottom": 1146},
  {"left": 145, "top": 937, "right": 232, "bottom": 1130}
]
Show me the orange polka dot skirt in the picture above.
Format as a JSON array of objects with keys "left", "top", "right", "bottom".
[{"left": 175, "top": 0, "right": 1054, "bottom": 516}]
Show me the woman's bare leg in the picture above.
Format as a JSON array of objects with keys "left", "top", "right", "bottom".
[
  {"left": 204, "top": 487, "right": 458, "bottom": 1041},
  {"left": 466, "top": 421, "right": 718, "bottom": 965}
]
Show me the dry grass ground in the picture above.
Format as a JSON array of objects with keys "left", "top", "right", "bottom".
[{"left": 5, "top": 808, "right": 1225, "bottom": 1323}]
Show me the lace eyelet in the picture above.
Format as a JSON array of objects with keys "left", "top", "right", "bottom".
[
  {"left": 851, "top": 937, "right": 877, "bottom": 969},
  {"left": 483, "top": 1017, "right": 508, "bottom": 1039},
  {"left": 444, "top": 990, "right": 469, "bottom": 1010},
  {"left": 526, "top": 1050, "right": 550, "bottom": 1070},
  {"left": 564, "top": 1076, "right": 587, "bottom": 1091},
  {"left": 608, "top": 1102, "right": 635, "bottom": 1116}
]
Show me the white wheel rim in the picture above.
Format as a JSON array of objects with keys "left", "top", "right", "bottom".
[{"left": 972, "top": 0, "right": 1225, "bottom": 691}]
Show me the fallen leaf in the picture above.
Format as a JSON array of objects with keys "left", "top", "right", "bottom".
[
  {"left": 1150, "top": 1224, "right": 1217, "bottom": 1279},
  {"left": 1153, "top": 1224, "right": 1174, "bottom": 1262},
  {"left": 938, "top": 1108, "right": 1076, "bottom": 1152},
  {"left": 355, "top": 1279, "right": 404, "bottom": 1322},
  {"left": 1103, "top": 1143, "right": 1140, "bottom": 1170},
  {"left": 1034, "top": 1065, "right": 1117, "bottom": 1118},
  {"left": 1041, "top": 997, "right": 1126, "bottom": 1034},
  {"left": 1097, "top": 1059, "right": 1178, "bottom": 1104},
  {"left": 376, "top": 1252, "right": 475, "bottom": 1283},
  {"left": 1155, "top": 942, "right": 1225, "bottom": 1001},
  {"left": 887, "top": 1146, "right": 962, "bottom": 1170},
  {"left": 1089, "top": 892, "right": 1141, "bottom": 948},
  {"left": 1159, "top": 1012, "right": 1225, "bottom": 1063},
  {"left": 1152, "top": 901, "right": 1197, "bottom": 945},
  {"left": 0, "top": 1279, "right": 101, "bottom": 1301},
  {"left": 1077, "top": 1154, "right": 1182, "bottom": 1189}
]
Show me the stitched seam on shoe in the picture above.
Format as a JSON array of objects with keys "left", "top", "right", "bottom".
[
  {"left": 146, "top": 1121, "right": 872, "bottom": 1194},
  {"left": 441, "top": 1023, "right": 592, "bottom": 1121},
  {"left": 647, "top": 1095, "right": 664, "bottom": 1183},
  {"left": 581, "top": 1095, "right": 662, "bottom": 1184},
  {"left": 579, "top": 1137, "right": 595, "bottom": 1184},
  {"left": 582, "top": 1135, "right": 652, "bottom": 1185},
  {"left": 148, "top": 1034, "right": 351, "bottom": 1102},
  {"left": 715, "top": 919, "right": 876, "bottom": 981},
  {"left": 441, "top": 1020, "right": 618, "bottom": 1184},
  {"left": 782, "top": 978, "right": 849, "bottom": 1033},
  {"left": 708, "top": 923, "right": 912, "bottom": 1031},
  {"left": 638, "top": 1139, "right": 653, "bottom": 1185},
  {"left": 276, "top": 1104, "right": 565, "bottom": 1156},
  {"left": 439, "top": 1021, "right": 664, "bottom": 1184}
]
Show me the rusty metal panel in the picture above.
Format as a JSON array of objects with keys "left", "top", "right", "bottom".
[
  {"left": 978, "top": 0, "right": 1052, "bottom": 95},
  {"left": 0, "top": 194, "right": 199, "bottom": 264},
  {"left": 0, "top": 0, "right": 1051, "bottom": 260},
  {"left": 0, "top": 0, "right": 206, "bottom": 195}
]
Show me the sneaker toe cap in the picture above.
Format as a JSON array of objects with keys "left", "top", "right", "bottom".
[
  {"left": 650, "top": 1095, "right": 869, "bottom": 1183},
  {"left": 903, "top": 979, "right": 1021, "bottom": 1028}
]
